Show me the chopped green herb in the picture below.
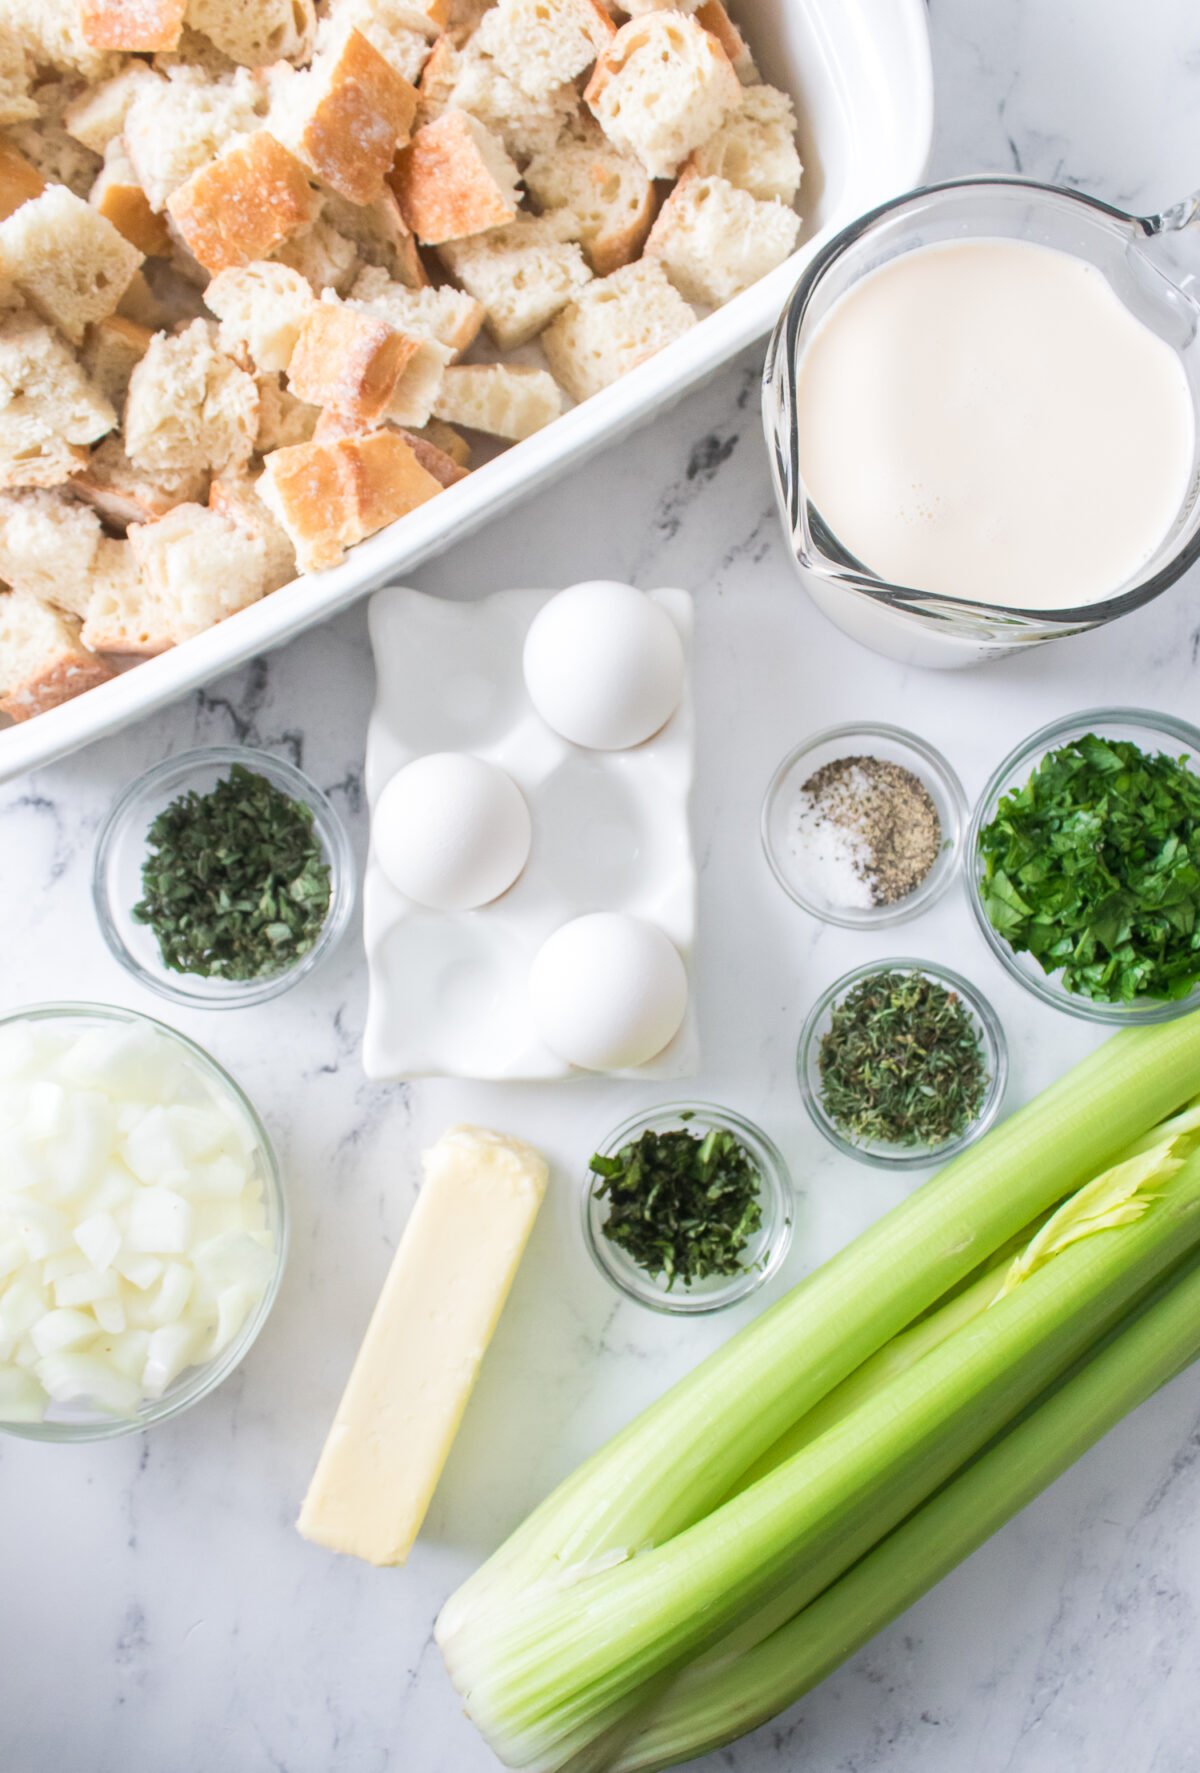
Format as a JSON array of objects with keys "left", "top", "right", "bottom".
[
  {"left": 977, "top": 734, "right": 1200, "bottom": 1004},
  {"left": 133, "top": 763, "right": 332, "bottom": 980},
  {"left": 590, "top": 1119, "right": 764, "bottom": 1289},
  {"left": 818, "top": 969, "right": 988, "bottom": 1148}
]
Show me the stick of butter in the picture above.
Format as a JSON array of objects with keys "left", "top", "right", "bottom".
[{"left": 297, "top": 1124, "right": 549, "bottom": 1566}]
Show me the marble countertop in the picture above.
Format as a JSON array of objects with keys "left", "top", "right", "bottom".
[{"left": 4, "top": 3, "right": 1200, "bottom": 1770}]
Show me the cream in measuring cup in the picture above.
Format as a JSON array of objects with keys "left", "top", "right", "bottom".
[{"left": 793, "top": 237, "right": 1195, "bottom": 609}]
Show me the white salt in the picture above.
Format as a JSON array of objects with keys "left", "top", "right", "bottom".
[{"left": 785, "top": 789, "right": 875, "bottom": 909}]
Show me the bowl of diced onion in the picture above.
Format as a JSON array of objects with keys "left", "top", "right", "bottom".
[{"left": 0, "top": 1002, "right": 285, "bottom": 1441}]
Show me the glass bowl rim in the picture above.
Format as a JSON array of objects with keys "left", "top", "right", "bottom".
[
  {"left": 92, "top": 743, "right": 356, "bottom": 1010},
  {"left": 581, "top": 1100, "right": 794, "bottom": 1316},
  {"left": 797, "top": 957, "right": 1009, "bottom": 1170},
  {"left": 0, "top": 999, "right": 287, "bottom": 1442},
  {"left": 966, "top": 706, "right": 1200, "bottom": 1025},
  {"left": 760, "top": 721, "right": 967, "bottom": 928}
]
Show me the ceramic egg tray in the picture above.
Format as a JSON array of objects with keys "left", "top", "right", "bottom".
[{"left": 362, "top": 586, "right": 697, "bottom": 1081}]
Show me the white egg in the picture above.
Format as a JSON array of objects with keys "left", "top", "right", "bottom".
[
  {"left": 529, "top": 913, "right": 688, "bottom": 1071},
  {"left": 523, "top": 581, "right": 685, "bottom": 751},
  {"left": 374, "top": 753, "right": 532, "bottom": 911}
]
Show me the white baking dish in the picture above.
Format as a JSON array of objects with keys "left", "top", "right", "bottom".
[{"left": 0, "top": 0, "right": 933, "bottom": 784}]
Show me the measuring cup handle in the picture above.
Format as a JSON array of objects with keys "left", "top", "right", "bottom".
[{"left": 1141, "top": 188, "right": 1200, "bottom": 236}]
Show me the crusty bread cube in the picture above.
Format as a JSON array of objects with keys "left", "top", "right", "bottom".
[
  {"left": 0, "top": 141, "right": 45, "bottom": 223},
  {"left": 208, "top": 471, "right": 297, "bottom": 588},
  {"left": 448, "top": 0, "right": 496, "bottom": 27},
  {"left": 0, "top": 315, "right": 116, "bottom": 489},
  {"left": 90, "top": 141, "right": 173, "bottom": 257},
  {"left": 317, "top": 0, "right": 444, "bottom": 79},
  {"left": 0, "top": 592, "right": 113, "bottom": 721},
  {"left": 7, "top": 83, "right": 104, "bottom": 199},
  {"left": 124, "top": 319, "right": 259, "bottom": 476},
  {"left": 432, "top": 362, "right": 562, "bottom": 439},
  {"left": 205, "top": 259, "right": 314, "bottom": 372},
  {"left": 71, "top": 435, "right": 207, "bottom": 528},
  {"left": 694, "top": 0, "right": 756, "bottom": 83},
  {"left": 287, "top": 302, "right": 418, "bottom": 423},
  {"left": 254, "top": 374, "right": 319, "bottom": 452},
  {"left": 5, "top": 0, "right": 122, "bottom": 81},
  {"left": 124, "top": 65, "right": 264, "bottom": 211},
  {"left": 437, "top": 216, "right": 591, "bottom": 349},
  {"left": 319, "top": 188, "right": 425, "bottom": 290},
  {"left": 0, "top": 489, "right": 103, "bottom": 615},
  {"left": 256, "top": 429, "right": 443, "bottom": 570},
  {"left": 585, "top": 11, "right": 740, "bottom": 178},
  {"left": 413, "top": 415, "right": 470, "bottom": 467},
  {"left": 80, "top": 314, "right": 154, "bottom": 406},
  {"left": 523, "top": 122, "right": 655, "bottom": 275},
  {"left": 186, "top": 0, "right": 316, "bottom": 68},
  {"left": 81, "top": 0, "right": 187, "bottom": 52},
  {"left": 475, "top": 0, "right": 613, "bottom": 101},
  {"left": 79, "top": 536, "right": 162, "bottom": 653},
  {"left": 0, "top": 186, "right": 143, "bottom": 344},
  {"left": 272, "top": 26, "right": 418, "bottom": 203},
  {"left": 63, "top": 63, "right": 161, "bottom": 152},
  {"left": 417, "top": 35, "right": 577, "bottom": 164},
  {"left": 690, "top": 84, "right": 801, "bottom": 202},
  {"left": 542, "top": 257, "right": 695, "bottom": 401},
  {"left": 393, "top": 426, "right": 467, "bottom": 485},
  {"left": 273, "top": 214, "right": 361, "bottom": 293},
  {"left": 386, "top": 336, "right": 450, "bottom": 427},
  {"left": 168, "top": 130, "right": 314, "bottom": 275},
  {"left": 348, "top": 265, "right": 484, "bottom": 357},
  {"left": 646, "top": 168, "right": 799, "bottom": 305},
  {"left": 0, "top": 27, "right": 37, "bottom": 128},
  {"left": 128, "top": 497, "right": 289, "bottom": 640},
  {"left": 392, "top": 109, "right": 519, "bottom": 245}
]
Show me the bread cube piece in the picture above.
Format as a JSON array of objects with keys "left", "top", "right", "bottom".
[
  {"left": 254, "top": 374, "right": 319, "bottom": 452},
  {"left": 316, "top": 4, "right": 432, "bottom": 84},
  {"left": 287, "top": 303, "right": 417, "bottom": 423},
  {"left": 385, "top": 336, "right": 450, "bottom": 427},
  {"left": 475, "top": 0, "right": 613, "bottom": 101},
  {"left": 7, "top": 85, "right": 103, "bottom": 199},
  {"left": 81, "top": 0, "right": 186, "bottom": 51},
  {"left": 4, "top": 0, "right": 122, "bottom": 80},
  {"left": 272, "top": 214, "right": 361, "bottom": 293},
  {"left": 392, "top": 110, "right": 519, "bottom": 245},
  {"left": 272, "top": 27, "right": 418, "bottom": 204},
  {"left": 542, "top": 257, "right": 694, "bottom": 401},
  {"left": 0, "top": 28, "right": 37, "bottom": 128},
  {"left": 80, "top": 315, "right": 154, "bottom": 407},
  {"left": 523, "top": 123, "right": 655, "bottom": 275},
  {"left": 63, "top": 63, "right": 161, "bottom": 152},
  {"left": 0, "top": 490, "right": 103, "bottom": 615},
  {"left": 417, "top": 34, "right": 576, "bottom": 164},
  {"left": 0, "top": 592, "right": 113, "bottom": 720},
  {"left": 646, "top": 168, "right": 799, "bottom": 305},
  {"left": 79, "top": 536, "right": 165, "bottom": 653},
  {"left": 348, "top": 266, "right": 484, "bottom": 357},
  {"left": 393, "top": 426, "right": 467, "bottom": 486},
  {"left": 90, "top": 141, "right": 173, "bottom": 257},
  {"left": 0, "top": 315, "right": 116, "bottom": 489},
  {"left": 319, "top": 188, "right": 425, "bottom": 290},
  {"left": 0, "top": 142, "right": 45, "bottom": 223},
  {"left": 128, "top": 497, "right": 289, "bottom": 640},
  {"left": 585, "top": 11, "right": 740, "bottom": 179},
  {"left": 413, "top": 416, "right": 470, "bottom": 467},
  {"left": 124, "top": 65, "right": 264, "bottom": 212},
  {"left": 71, "top": 435, "right": 206, "bottom": 528},
  {"left": 620, "top": 0, "right": 701, "bottom": 11},
  {"left": 0, "top": 186, "right": 142, "bottom": 345},
  {"left": 437, "top": 216, "right": 591, "bottom": 350},
  {"left": 167, "top": 130, "right": 314, "bottom": 276},
  {"left": 205, "top": 259, "right": 313, "bottom": 372},
  {"left": 124, "top": 319, "right": 259, "bottom": 476},
  {"left": 694, "top": 0, "right": 756, "bottom": 83},
  {"left": 208, "top": 471, "right": 297, "bottom": 587},
  {"left": 432, "top": 363, "right": 562, "bottom": 440},
  {"left": 690, "top": 83, "right": 801, "bottom": 203},
  {"left": 187, "top": 0, "right": 317, "bottom": 67},
  {"left": 257, "top": 429, "right": 442, "bottom": 570}
]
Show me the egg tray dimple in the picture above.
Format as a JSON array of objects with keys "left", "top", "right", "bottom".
[{"left": 362, "top": 586, "right": 698, "bottom": 1081}]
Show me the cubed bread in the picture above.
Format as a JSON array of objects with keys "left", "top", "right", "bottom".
[
  {"left": 81, "top": 0, "right": 187, "bottom": 52},
  {"left": 167, "top": 129, "right": 314, "bottom": 275},
  {"left": 523, "top": 123, "right": 655, "bottom": 275},
  {"left": 585, "top": 11, "right": 740, "bottom": 178},
  {"left": 208, "top": 471, "right": 297, "bottom": 587},
  {"left": 90, "top": 140, "right": 173, "bottom": 256},
  {"left": 78, "top": 535, "right": 163, "bottom": 653},
  {"left": 694, "top": 0, "right": 756, "bottom": 83},
  {"left": 392, "top": 109, "right": 519, "bottom": 244},
  {"left": 432, "top": 362, "right": 562, "bottom": 439},
  {"left": 254, "top": 374, "right": 319, "bottom": 451},
  {"left": 124, "top": 64, "right": 264, "bottom": 211},
  {"left": 0, "top": 315, "right": 116, "bottom": 488},
  {"left": 80, "top": 314, "right": 155, "bottom": 406},
  {"left": 0, "top": 28, "right": 38, "bottom": 128},
  {"left": 256, "top": 429, "right": 443, "bottom": 570},
  {"left": 645, "top": 168, "right": 799, "bottom": 305},
  {"left": 417, "top": 35, "right": 577, "bottom": 164},
  {"left": 71, "top": 435, "right": 207, "bottom": 528},
  {"left": 386, "top": 336, "right": 450, "bottom": 426},
  {"left": 0, "top": 592, "right": 113, "bottom": 721},
  {"left": 0, "top": 185, "right": 143, "bottom": 344},
  {"left": 124, "top": 318, "right": 258, "bottom": 475},
  {"left": 4, "top": 0, "right": 122, "bottom": 81},
  {"left": 348, "top": 265, "right": 484, "bottom": 357},
  {"left": 271, "top": 26, "right": 418, "bottom": 203},
  {"left": 272, "top": 214, "right": 361, "bottom": 293},
  {"left": 394, "top": 426, "right": 468, "bottom": 486},
  {"left": 541, "top": 257, "right": 695, "bottom": 401},
  {"left": 205, "top": 259, "right": 314, "bottom": 371},
  {"left": 412, "top": 415, "right": 470, "bottom": 467},
  {"left": 319, "top": 188, "right": 425, "bottom": 290},
  {"left": 0, "top": 141, "right": 45, "bottom": 223},
  {"left": 7, "top": 85, "right": 104, "bottom": 199},
  {"left": 437, "top": 215, "right": 591, "bottom": 349},
  {"left": 317, "top": 0, "right": 445, "bottom": 80},
  {"left": 0, "top": 489, "right": 103, "bottom": 614},
  {"left": 187, "top": 0, "right": 317, "bottom": 67},
  {"left": 447, "top": 0, "right": 496, "bottom": 28},
  {"left": 475, "top": 0, "right": 613, "bottom": 101},
  {"left": 287, "top": 302, "right": 418, "bottom": 423},
  {"left": 690, "top": 84, "right": 801, "bottom": 202},
  {"left": 128, "top": 497, "right": 286, "bottom": 639},
  {"left": 63, "top": 63, "right": 161, "bottom": 152},
  {"left": 619, "top": 0, "right": 702, "bottom": 11}
]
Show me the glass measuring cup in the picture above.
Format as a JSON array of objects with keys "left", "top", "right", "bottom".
[{"left": 763, "top": 176, "right": 1200, "bottom": 669}]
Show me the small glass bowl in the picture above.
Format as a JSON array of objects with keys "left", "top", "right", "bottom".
[
  {"left": 761, "top": 723, "right": 966, "bottom": 928},
  {"left": 94, "top": 746, "right": 355, "bottom": 1009},
  {"left": 582, "top": 1103, "right": 794, "bottom": 1315},
  {"left": 798, "top": 959, "right": 1008, "bottom": 1170},
  {"left": 0, "top": 1002, "right": 286, "bottom": 1443},
  {"left": 967, "top": 708, "right": 1200, "bottom": 1024}
]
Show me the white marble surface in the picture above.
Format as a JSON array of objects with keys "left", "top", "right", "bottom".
[{"left": 4, "top": 3, "right": 1200, "bottom": 1769}]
